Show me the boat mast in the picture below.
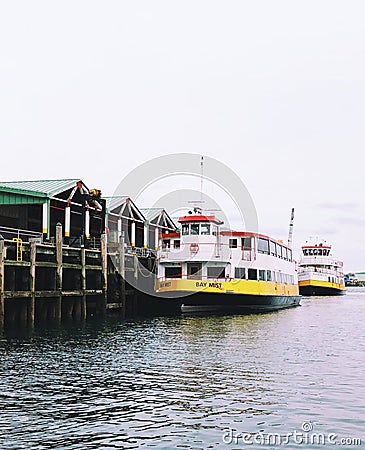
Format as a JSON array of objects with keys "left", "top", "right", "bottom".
[
  {"left": 288, "top": 207, "right": 295, "bottom": 248},
  {"left": 200, "top": 155, "right": 204, "bottom": 204}
]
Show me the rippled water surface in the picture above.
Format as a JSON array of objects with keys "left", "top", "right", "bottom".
[{"left": 1, "top": 288, "right": 365, "bottom": 449}]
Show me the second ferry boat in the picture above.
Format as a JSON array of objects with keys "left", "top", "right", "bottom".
[
  {"left": 298, "top": 239, "right": 345, "bottom": 296},
  {"left": 156, "top": 211, "right": 301, "bottom": 313}
]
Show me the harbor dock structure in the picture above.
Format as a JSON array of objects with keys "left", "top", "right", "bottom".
[
  {"left": 105, "top": 199, "right": 176, "bottom": 251},
  {"left": 0, "top": 179, "right": 178, "bottom": 329}
]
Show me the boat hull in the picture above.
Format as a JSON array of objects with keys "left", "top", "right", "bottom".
[
  {"left": 177, "top": 292, "right": 301, "bottom": 314},
  {"left": 299, "top": 285, "right": 345, "bottom": 296}
]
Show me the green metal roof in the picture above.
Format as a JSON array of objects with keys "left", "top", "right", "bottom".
[
  {"left": 140, "top": 208, "right": 177, "bottom": 229},
  {"left": 140, "top": 208, "right": 164, "bottom": 222},
  {"left": 104, "top": 196, "right": 130, "bottom": 213},
  {"left": 0, "top": 179, "right": 82, "bottom": 198}
]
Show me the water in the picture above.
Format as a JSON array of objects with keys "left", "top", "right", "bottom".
[{"left": 1, "top": 288, "right": 364, "bottom": 449}]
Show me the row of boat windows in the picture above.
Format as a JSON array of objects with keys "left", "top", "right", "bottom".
[
  {"left": 229, "top": 238, "right": 292, "bottom": 262},
  {"left": 164, "top": 266, "right": 295, "bottom": 284},
  {"left": 328, "top": 276, "right": 344, "bottom": 284},
  {"left": 181, "top": 223, "right": 212, "bottom": 235},
  {"left": 302, "top": 248, "right": 330, "bottom": 256},
  {"left": 234, "top": 268, "right": 296, "bottom": 284},
  {"left": 172, "top": 226, "right": 292, "bottom": 261},
  {"left": 162, "top": 239, "right": 180, "bottom": 249}
]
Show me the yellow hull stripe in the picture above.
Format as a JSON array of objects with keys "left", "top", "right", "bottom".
[
  {"left": 156, "top": 279, "right": 299, "bottom": 296},
  {"left": 299, "top": 280, "right": 345, "bottom": 290}
]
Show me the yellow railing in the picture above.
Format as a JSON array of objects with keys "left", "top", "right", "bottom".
[{"left": 12, "top": 237, "right": 23, "bottom": 262}]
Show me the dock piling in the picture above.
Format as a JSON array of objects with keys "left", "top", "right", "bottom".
[
  {"left": 28, "top": 241, "right": 36, "bottom": 327},
  {"left": 0, "top": 238, "right": 4, "bottom": 329},
  {"left": 99, "top": 233, "right": 107, "bottom": 314},
  {"left": 118, "top": 233, "right": 126, "bottom": 317},
  {"left": 55, "top": 223, "right": 63, "bottom": 322},
  {"left": 81, "top": 248, "right": 87, "bottom": 320}
]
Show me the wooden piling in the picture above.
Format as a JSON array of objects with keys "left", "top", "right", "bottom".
[
  {"left": 100, "top": 234, "right": 107, "bottom": 313},
  {"left": 55, "top": 224, "right": 63, "bottom": 322},
  {"left": 134, "top": 254, "right": 138, "bottom": 281},
  {"left": 81, "top": 248, "right": 87, "bottom": 320},
  {"left": 28, "top": 241, "right": 36, "bottom": 327},
  {"left": 119, "top": 233, "right": 126, "bottom": 317},
  {"left": 0, "top": 239, "right": 5, "bottom": 329}
]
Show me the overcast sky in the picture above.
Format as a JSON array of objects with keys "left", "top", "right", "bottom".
[{"left": 1, "top": 1, "right": 364, "bottom": 270}]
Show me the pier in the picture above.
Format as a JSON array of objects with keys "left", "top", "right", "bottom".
[{"left": 0, "top": 179, "right": 177, "bottom": 329}]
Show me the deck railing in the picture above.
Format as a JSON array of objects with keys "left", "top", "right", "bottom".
[{"left": 0, "top": 226, "right": 43, "bottom": 243}]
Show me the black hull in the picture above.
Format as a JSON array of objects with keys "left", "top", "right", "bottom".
[
  {"left": 299, "top": 285, "right": 345, "bottom": 296},
  {"left": 179, "top": 292, "right": 301, "bottom": 314}
]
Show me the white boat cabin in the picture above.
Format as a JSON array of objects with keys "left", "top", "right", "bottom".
[{"left": 157, "top": 213, "right": 296, "bottom": 286}]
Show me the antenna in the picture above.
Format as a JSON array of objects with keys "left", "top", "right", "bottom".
[
  {"left": 288, "top": 207, "right": 295, "bottom": 248},
  {"left": 200, "top": 156, "right": 204, "bottom": 203}
]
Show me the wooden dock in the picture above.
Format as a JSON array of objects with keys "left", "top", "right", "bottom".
[{"left": 0, "top": 224, "right": 154, "bottom": 329}]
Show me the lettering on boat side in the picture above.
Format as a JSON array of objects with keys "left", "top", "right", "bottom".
[
  {"left": 195, "top": 281, "right": 223, "bottom": 290},
  {"left": 209, "top": 282, "right": 223, "bottom": 290},
  {"left": 160, "top": 281, "right": 171, "bottom": 288}
]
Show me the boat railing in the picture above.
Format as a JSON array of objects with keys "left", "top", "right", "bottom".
[{"left": 298, "top": 266, "right": 343, "bottom": 277}]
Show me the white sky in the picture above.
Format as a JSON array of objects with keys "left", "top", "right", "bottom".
[{"left": 1, "top": 1, "right": 364, "bottom": 271}]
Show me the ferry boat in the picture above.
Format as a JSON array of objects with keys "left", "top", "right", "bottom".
[
  {"left": 155, "top": 211, "right": 301, "bottom": 313},
  {"left": 298, "top": 240, "right": 345, "bottom": 296}
]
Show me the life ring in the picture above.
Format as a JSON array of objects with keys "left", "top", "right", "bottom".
[{"left": 190, "top": 243, "right": 199, "bottom": 253}]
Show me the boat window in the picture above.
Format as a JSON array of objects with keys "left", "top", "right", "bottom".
[
  {"left": 303, "top": 249, "right": 308, "bottom": 256},
  {"left": 200, "top": 223, "right": 210, "bottom": 235},
  {"left": 207, "top": 266, "right": 226, "bottom": 278},
  {"left": 318, "top": 248, "right": 323, "bottom": 256},
  {"left": 241, "top": 237, "right": 252, "bottom": 249},
  {"left": 277, "top": 245, "right": 282, "bottom": 259},
  {"left": 248, "top": 268, "right": 257, "bottom": 280},
  {"left": 313, "top": 248, "right": 318, "bottom": 256},
  {"left": 165, "top": 266, "right": 181, "bottom": 278},
  {"left": 229, "top": 238, "right": 238, "bottom": 249},
  {"left": 173, "top": 239, "right": 180, "bottom": 249},
  {"left": 308, "top": 249, "right": 313, "bottom": 256},
  {"left": 288, "top": 249, "right": 292, "bottom": 261},
  {"left": 259, "top": 269, "right": 266, "bottom": 281},
  {"left": 269, "top": 241, "right": 276, "bottom": 256},
  {"left": 190, "top": 224, "right": 199, "bottom": 235},
  {"left": 282, "top": 247, "right": 288, "bottom": 260},
  {"left": 235, "top": 267, "right": 246, "bottom": 279},
  {"left": 258, "top": 238, "right": 269, "bottom": 254},
  {"left": 266, "top": 270, "right": 272, "bottom": 281},
  {"left": 162, "top": 239, "right": 170, "bottom": 250},
  {"left": 182, "top": 224, "right": 189, "bottom": 235}
]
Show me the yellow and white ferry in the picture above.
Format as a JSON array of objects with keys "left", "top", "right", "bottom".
[
  {"left": 298, "top": 240, "right": 345, "bottom": 296},
  {"left": 156, "top": 212, "right": 301, "bottom": 313}
]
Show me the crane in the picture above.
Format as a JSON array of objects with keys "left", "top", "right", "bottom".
[{"left": 288, "top": 207, "right": 295, "bottom": 248}]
